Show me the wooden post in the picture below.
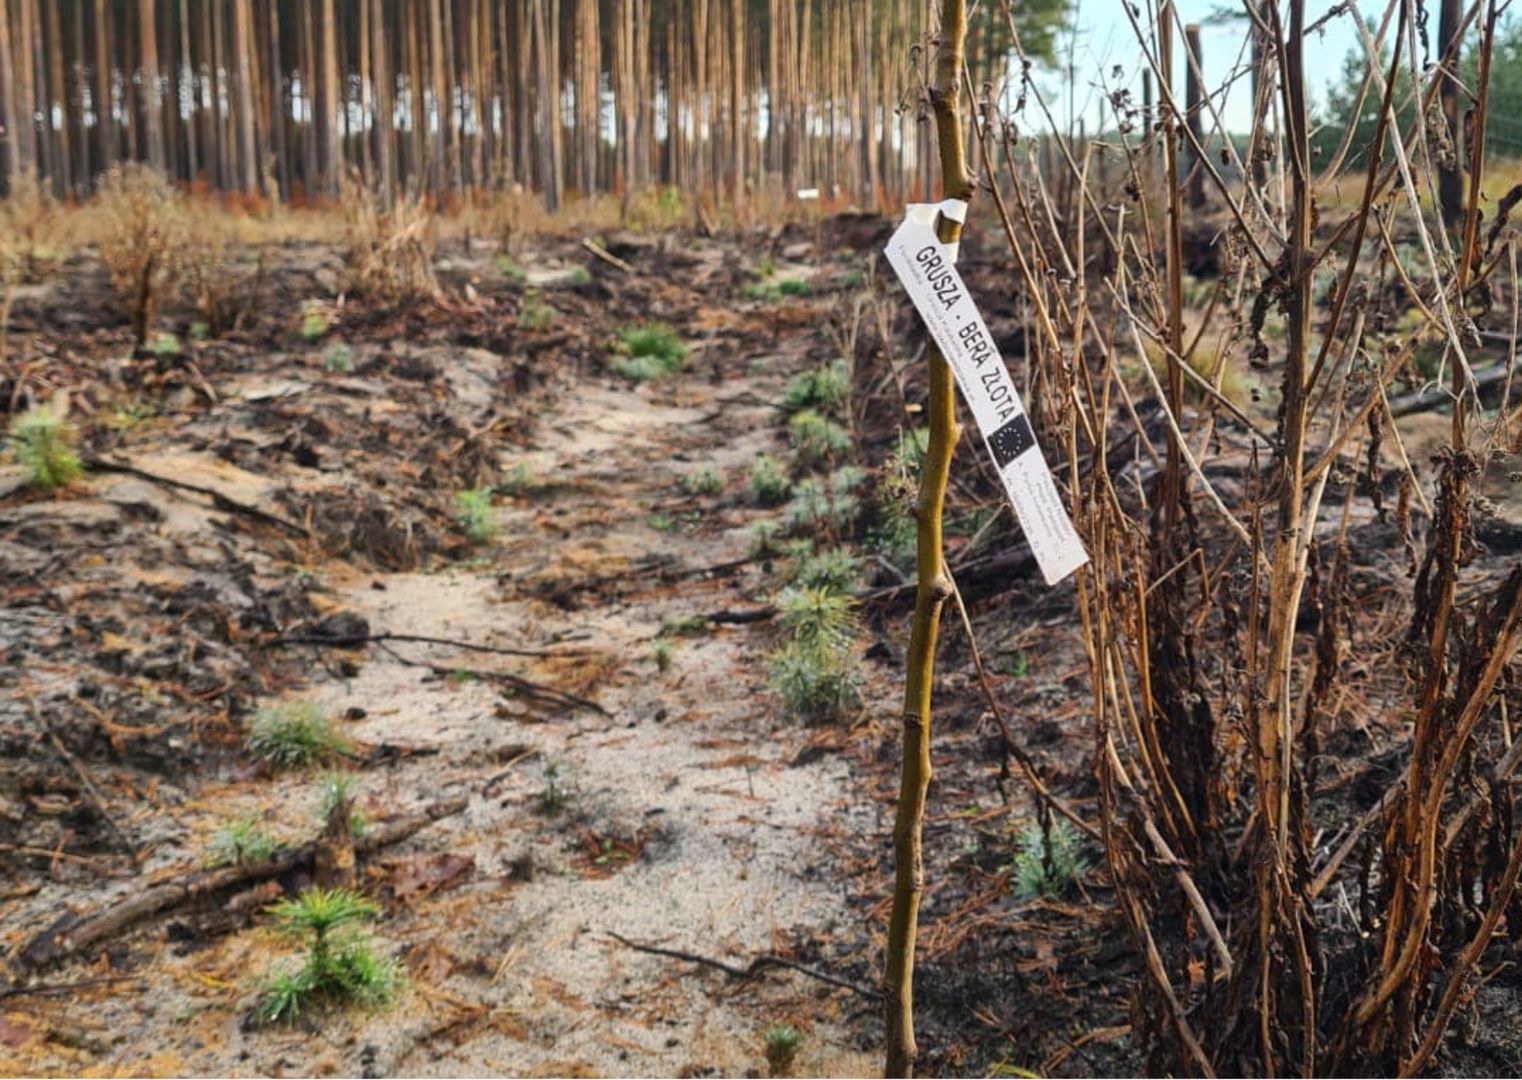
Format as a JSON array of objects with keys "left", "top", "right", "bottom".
[
  {"left": 1184, "top": 22, "right": 1205, "bottom": 208},
  {"left": 883, "top": 1, "right": 971, "bottom": 1075}
]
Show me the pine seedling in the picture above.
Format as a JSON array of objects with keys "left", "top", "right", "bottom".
[
  {"left": 610, "top": 322, "right": 686, "bottom": 381},
  {"left": 247, "top": 703, "right": 350, "bottom": 769},
  {"left": 257, "top": 887, "right": 401, "bottom": 1025},
  {"left": 323, "top": 341, "right": 352, "bottom": 373},
  {"left": 518, "top": 292, "right": 555, "bottom": 331},
  {"left": 783, "top": 469, "right": 864, "bottom": 534},
  {"left": 788, "top": 548, "right": 862, "bottom": 593},
  {"left": 762, "top": 1023, "right": 803, "bottom": 1078},
  {"left": 748, "top": 454, "right": 792, "bottom": 506},
  {"left": 652, "top": 637, "right": 674, "bottom": 673},
  {"left": 776, "top": 586, "right": 859, "bottom": 654},
  {"left": 780, "top": 359, "right": 850, "bottom": 416},
  {"left": 787, "top": 409, "right": 850, "bottom": 466},
  {"left": 455, "top": 487, "right": 497, "bottom": 544},
  {"left": 9, "top": 407, "right": 83, "bottom": 491},
  {"left": 680, "top": 468, "right": 723, "bottom": 497},
  {"left": 1008, "top": 818, "right": 1090, "bottom": 899}
]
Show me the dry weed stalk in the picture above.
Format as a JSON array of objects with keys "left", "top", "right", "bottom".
[
  {"left": 94, "top": 164, "right": 182, "bottom": 346},
  {"left": 340, "top": 176, "right": 440, "bottom": 306},
  {"left": 977, "top": 0, "right": 1522, "bottom": 1072}
]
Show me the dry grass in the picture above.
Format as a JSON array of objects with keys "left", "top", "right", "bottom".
[
  {"left": 339, "top": 178, "right": 440, "bottom": 306},
  {"left": 93, "top": 164, "right": 184, "bottom": 345}
]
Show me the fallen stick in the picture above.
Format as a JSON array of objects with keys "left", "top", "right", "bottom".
[
  {"left": 84, "top": 456, "right": 310, "bottom": 538},
  {"left": 581, "top": 237, "right": 634, "bottom": 273},
  {"left": 604, "top": 931, "right": 875, "bottom": 999},
  {"left": 262, "top": 629, "right": 594, "bottom": 660},
  {"left": 15, "top": 795, "right": 467, "bottom": 972}
]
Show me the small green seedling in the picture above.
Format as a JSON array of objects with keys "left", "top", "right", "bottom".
[
  {"left": 246, "top": 703, "right": 350, "bottom": 769},
  {"left": 660, "top": 613, "right": 708, "bottom": 637},
  {"left": 777, "top": 278, "right": 810, "bottom": 297},
  {"left": 537, "top": 760, "right": 571, "bottom": 815},
  {"left": 207, "top": 814, "right": 280, "bottom": 867},
  {"left": 762, "top": 1023, "right": 802, "bottom": 1077},
  {"left": 301, "top": 304, "right": 328, "bottom": 341},
  {"left": 568, "top": 266, "right": 591, "bottom": 286},
  {"left": 783, "top": 469, "right": 864, "bottom": 534},
  {"left": 680, "top": 468, "right": 723, "bottom": 497},
  {"left": 257, "top": 887, "right": 401, "bottom": 1025},
  {"left": 455, "top": 487, "right": 497, "bottom": 544},
  {"left": 748, "top": 455, "right": 791, "bottom": 506},
  {"left": 611, "top": 323, "right": 686, "bottom": 381},
  {"left": 754, "top": 256, "right": 777, "bottom": 280},
  {"left": 652, "top": 637, "right": 674, "bottom": 673},
  {"left": 780, "top": 360, "right": 850, "bottom": 416},
  {"left": 518, "top": 292, "right": 555, "bottom": 332},
  {"left": 501, "top": 462, "right": 535, "bottom": 496},
  {"left": 789, "top": 548, "right": 862, "bottom": 593},
  {"left": 1009, "top": 818, "right": 1090, "bottom": 899},
  {"left": 749, "top": 519, "right": 782, "bottom": 558},
  {"left": 787, "top": 409, "right": 850, "bottom": 466},
  {"left": 189, "top": 320, "right": 212, "bottom": 342},
  {"left": 8, "top": 406, "right": 83, "bottom": 491},
  {"left": 149, "top": 331, "right": 181, "bottom": 357},
  {"left": 323, "top": 342, "right": 352, "bottom": 373},
  {"left": 495, "top": 255, "right": 528, "bottom": 284}
]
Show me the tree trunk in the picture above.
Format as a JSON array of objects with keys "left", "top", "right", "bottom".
[{"left": 883, "top": 0, "right": 971, "bottom": 1074}]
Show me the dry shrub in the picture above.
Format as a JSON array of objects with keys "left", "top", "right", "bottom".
[
  {"left": 179, "top": 204, "right": 266, "bottom": 336},
  {"left": 94, "top": 164, "right": 182, "bottom": 345},
  {"left": 0, "top": 177, "right": 62, "bottom": 279},
  {"left": 340, "top": 178, "right": 439, "bottom": 306}
]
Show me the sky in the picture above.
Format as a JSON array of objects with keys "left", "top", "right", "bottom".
[{"left": 1028, "top": 0, "right": 1366, "bottom": 135}]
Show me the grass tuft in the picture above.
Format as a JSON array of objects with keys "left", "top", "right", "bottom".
[
  {"left": 247, "top": 703, "right": 350, "bottom": 769},
  {"left": 611, "top": 322, "right": 687, "bottom": 381}
]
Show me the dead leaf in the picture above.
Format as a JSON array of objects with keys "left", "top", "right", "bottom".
[{"left": 390, "top": 852, "right": 475, "bottom": 906}]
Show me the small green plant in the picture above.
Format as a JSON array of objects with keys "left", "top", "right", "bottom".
[
  {"left": 323, "top": 341, "right": 353, "bottom": 373},
  {"left": 8, "top": 406, "right": 83, "bottom": 491},
  {"left": 749, "top": 519, "right": 782, "bottom": 558},
  {"left": 1008, "top": 818, "right": 1090, "bottom": 899},
  {"left": 246, "top": 702, "right": 350, "bottom": 769},
  {"left": 301, "top": 303, "right": 328, "bottom": 341},
  {"left": 318, "top": 772, "right": 367, "bottom": 838},
  {"left": 680, "top": 468, "right": 723, "bottom": 497},
  {"left": 188, "top": 320, "right": 211, "bottom": 342},
  {"left": 661, "top": 613, "right": 708, "bottom": 637},
  {"left": 501, "top": 462, "right": 535, "bottom": 496},
  {"left": 207, "top": 814, "right": 280, "bottom": 867},
  {"left": 754, "top": 256, "right": 777, "bottom": 279},
  {"left": 537, "top": 760, "right": 571, "bottom": 815},
  {"left": 455, "top": 487, "right": 497, "bottom": 544},
  {"left": 568, "top": 266, "right": 591, "bottom": 286},
  {"left": 783, "top": 468, "right": 864, "bottom": 534},
  {"left": 518, "top": 292, "right": 555, "bottom": 332},
  {"left": 780, "top": 360, "right": 850, "bottom": 417},
  {"left": 776, "top": 278, "right": 810, "bottom": 297},
  {"left": 789, "top": 548, "right": 862, "bottom": 593},
  {"left": 767, "top": 586, "right": 862, "bottom": 723},
  {"left": 611, "top": 322, "right": 687, "bottom": 381},
  {"left": 762, "top": 1023, "right": 803, "bottom": 1077},
  {"left": 652, "top": 637, "right": 674, "bottom": 673},
  {"left": 495, "top": 254, "right": 528, "bottom": 284},
  {"left": 748, "top": 454, "right": 792, "bottom": 506},
  {"left": 788, "top": 409, "right": 850, "bottom": 467},
  {"left": 149, "top": 330, "right": 181, "bottom": 357},
  {"left": 648, "top": 512, "right": 676, "bottom": 532},
  {"left": 257, "top": 887, "right": 401, "bottom": 1025}
]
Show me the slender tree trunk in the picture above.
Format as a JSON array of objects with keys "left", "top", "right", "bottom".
[
  {"left": 371, "top": 0, "right": 393, "bottom": 204},
  {"left": 1436, "top": 0, "right": 1463, "bottom": 228},
  {"left": 136, "top": 0, "right": 162, "bottom": 171},
  {"left": 883, "top": 1, "right": 971, "bottom": 1074},
  {"left": 0, "top": 0, "right": 17, "bottom": 194}
]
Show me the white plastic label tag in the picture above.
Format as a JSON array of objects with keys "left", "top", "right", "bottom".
[{"left": 885, "top": 202, "right": 1088, "bottom": 586}]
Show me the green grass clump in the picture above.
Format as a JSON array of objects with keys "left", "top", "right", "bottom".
[
  {"left": 1008, "top": 818, "right": 1090, "bottom": 899},
  {"left": 783, "top": 468, "right": 864, "bottom": 534},
  {"left": 323, "top": 341, "right": 353, "bottom": 373},
  {"left": 8, "top": 407, "right": 83, "bottom": 491},
  {"left": 762, "top": 1023, "right": 803, "bottom": 1077},
  {"left": 780, "top": 359, "right": 850, "bottom": 417},
  {"left": 247, "top": 703, "right": 350, "bottom": 769},
  {"left": 652, "top": 637, "right": 674, "bottom": 673},
  {"left": 776, "top": 278, "right": 810, "bottom": 297},
  {"left": 455, "top": 486, "right": 497, "bottom": 544},
  {"left": 501, "top": 462, "right": 536, "bottom": 496},
  {"left": 568, "top": 266, "right": 591, "bottom": 286},
  {"left": 661, "top": 613, "right": 708, "bottom": 637},
  {"left": 788, "top": 409, "right": 850, "bottom": 467},
  {"left": 495, "top": 255, "right": 528, "bottom": 284},
  {"left": 749, "top": 519, "right": 782, "bottom": 558},
  {"left": 611, "top": 322, "right": 687, "bottom": 381},
  {"left": 789, "top": 548, "right": 862, "bottom": 593},
  {"left": 256, "top": 887, "right": 401, "bottom": 1025},
  {"left": 149, "top": 331, "right": 181, "bottom": 357},
  {"left": 748, "top": 455, "right": 791, "bottom": 506},
  {"left": 517, "top": 292, "right": 555, "bottom": 332},
  {"left": 207, "top": 815, "right": 280, "bottom": 867},
  {"left": 301, "top": 303, "right": 328, "bottom": 340},
  {"left": 680, "top": 468, "right": 723, "bottom": 497}
]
